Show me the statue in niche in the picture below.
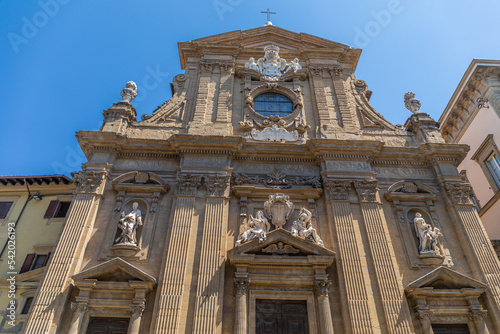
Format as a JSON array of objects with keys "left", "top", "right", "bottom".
[
  {"left": 414, "top": 212, "right": 442, "bottom": 256},
  {"left": 115, "top": 202, "right": 143, "bottom": 246},
  {"left": 291, "top": 208, "right": 324, "bottom": 246},
  {"left": 235, "top": 211, "right": 270, "bottom": 246}
]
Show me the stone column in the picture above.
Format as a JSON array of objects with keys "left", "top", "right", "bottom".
[
  {"left": 151, "top": 174, "right": 201, "bottom": 333},
  {"left": 128, "top": 302, "right": 146, "bottom": 334},
  {"left": 234, "top": 277, "right": 250, "bottom": 334},
  {"left": 315, "top": 279, "right": 334, "bottom": 334},
  {"left": 22, "top": 170, "right": 107, "bottom": 334},
  {"left": 444, "top": 182, "right": 500, "bottom": 328},
  {"left": 68, "top": 302, "right": 88, "bottom": 334},
  {"left": 323, "top": 179, "right": 379, "bottom": 334},
  {"left": 469, "top": 309, "right": 489, "bottom": 334},
  {"left": 192, "top": 175, "right": 230, "bottom": 334},
  {"left": 353, "top": 180, "right": 415, "bottom": 333},
  {"left": 416, "top": 309, "right": 434, "bottom": 334}
]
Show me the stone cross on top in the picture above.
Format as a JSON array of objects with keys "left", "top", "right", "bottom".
[{"left": 261, "top": 8, "right": 276, "bottom": 26}]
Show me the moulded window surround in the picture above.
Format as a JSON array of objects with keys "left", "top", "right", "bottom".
[
  {"left": 18, "top": 291, "right": 36, "bottom": 319},
  {"left": 472, "top": 134, "right": 500, "bottom": 192},
  {"left": 253, "top": 92, "right": 294, "bottom": 118},
  {"left": 0, "top": 196, "right": 18, "bottom": 225}
]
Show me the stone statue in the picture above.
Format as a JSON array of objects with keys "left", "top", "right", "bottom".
[
  {"left": 121, "top": 81, "right": 138, "bottom": 103},
  {"left": 414, "top": 212, "right": 442, "bottom": 256},
  {"left": 291, "top": 208, "right": 324, "bottom": 246},
  {"left": 245, "top": 57, "right": 259, "bottom": 72},
  {"left": 288, "top": 58, "right": 302, "bottom": 72},
  {"left": 115, "top": 202, "right": 142, "bottom": 246},
  {"left": 404, "top": 91, "right": 421, "bottom": 113},
  {"left": 235, "top": 211, "right": 270, "bottom": 246}
]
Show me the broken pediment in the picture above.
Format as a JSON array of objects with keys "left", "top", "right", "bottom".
[
  {"left": 406, "top": 266, "right": 487, "bottom": 291},
  {"left": 72, "top": 257, "right": 156, "bottom": 285},
  {"left": 385, "top": 181, "right": 439, "bottom": 202},
  {"left": 112, "top": 171, "right": 169, "bottom": 194}
]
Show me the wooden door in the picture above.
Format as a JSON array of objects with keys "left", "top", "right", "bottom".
[
  {"left": 431, "top": 323, "right": 470, "bottom": 334},
  {"left": 256, "top": 300, "right": 308, "bottom": 334},
  {"left": 86, "top": 317, "right": 129, "bottom": 334}
]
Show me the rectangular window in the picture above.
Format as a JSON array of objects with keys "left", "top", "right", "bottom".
[
  {"left": 44, "top": 200, "right": 71, "bottom": 219},
  {"left": 0, "top": 201, "right": 13, "bottom": 219},
  {"left": 431, "top": 323, "right": 470, "bottom": 333},
  {"left": 485, "top": 153, "right": 500, "bottom": 189},
  {"left": 31, "top": 255, "right": 47, "bottom": 270},
  {"left": 21, "top": 297, "right": 33, "bottom": 315}
]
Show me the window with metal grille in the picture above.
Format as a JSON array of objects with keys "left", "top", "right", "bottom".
[{"left": 253, "top": 93, "right": 293, "bottom": 118}]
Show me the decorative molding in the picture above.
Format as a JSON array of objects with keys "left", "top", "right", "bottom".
[
  {"left": 130, "top": 302, "right": 146, "bottom": 317},
  {"left": 233, "top": 277, "right": 250, "bottom": 296},
  {"left": 232, "top": 168, "right": 322, "bottom": 189},
  {"left": 204, "top": 175, "right": 230, "bottom": 197},
  {"left": 72, "top": 170, "right": 107, "bottom": 193},
  {"left": 468, "top": 309, "right": 487, "bottom": 321},
  {"left": 416, "top": 309, "right": 434, "bottom": 320},
  {"left": 444, "top": 182, "right": 473, "bottom": 205},
  {"left": 70, "top": 302, "right": 88, "bottom": 314},
  {"left": 353, "top": 180, "right": 378, "bottom": 202},
  {"left": 314, "top": 279, "right": 331, "bottom": 297},
  {"left": 175, "top": 174, "right": 202, "bottom": 196},
  {"left": 323, "top": 179, "right": 351, "bottom": 201},
  {"left": 246, "top": 125, "right": 303, "bottom": 143}
]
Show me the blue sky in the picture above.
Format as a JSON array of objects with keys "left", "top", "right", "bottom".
[{"left": 1, "top": 0, "right": 500, "bottom": 176}]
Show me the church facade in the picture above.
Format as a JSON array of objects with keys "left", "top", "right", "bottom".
[{"left": 19, "top": 26, "right": 500, "bottom": 333}]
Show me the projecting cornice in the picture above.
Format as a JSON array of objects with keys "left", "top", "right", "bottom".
[{"left": 178, "top": 25, "right": 361, "bottom": 70}]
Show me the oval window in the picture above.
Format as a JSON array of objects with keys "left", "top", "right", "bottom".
[{"left": 253, "top": 93, "right": 294, "bottom": 118}]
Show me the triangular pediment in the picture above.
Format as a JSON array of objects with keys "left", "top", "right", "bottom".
[
  {"left": 229, "top": 228, "right": 335, "bottom": 258},
  {"left": 72, "top": 258, "right": 156, "bottom": 284},
  {"left": 406, "top": 266, "right": 487, "bottom": 290}
]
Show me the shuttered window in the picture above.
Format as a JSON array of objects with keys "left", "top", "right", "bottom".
[
  {"left": 43, "top": 200, "right": 59, "bottom": 218},
  {"left": 0, "top": 201, "right": 13, "bottom": 219}
]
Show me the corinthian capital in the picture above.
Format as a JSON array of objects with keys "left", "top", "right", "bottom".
[
  {"left": 444, "top": 182, "right": 473, "bottom": 205},
  {"left": 234, "top": 277, "right": 250, "bottom": 296},
  {"left": 204, "top": 175, "right": 230, "bottom": 197},
  {"left": 323, "top": 179, "right": 351, "bottom": 201},
  {"left": 175, "top": 173, "right": 202, "bottom": 196},
  {"left": 353, "top": 179, "right": 378, "bottom": 202},
  {"left": 72, "top": 170, "right": 107, "bottom": 194},
  {"left": 314, "top": 279, "right": 331, "bottom": 297},
  {"left": 70, "top": 302, "right": 88, "bottom": 314},
  {"left": 130, "top": 302, "right": 146, "bottom": 317}
]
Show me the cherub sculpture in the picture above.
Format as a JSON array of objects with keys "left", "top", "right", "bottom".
[
  {"left": 245, "top": 57, "right": 259, "bottom": 72},
  {"left": 115, "top": 202, "right": 142, "bottom": 246},
  {"left": 235, "top": 211, "right": 271, "bottom": 246},
  {"left": 291, "top": 208, "right": 324, "bottom": 246},
  {"left": 287, "top": 58, "right": 302, "bottom": 73}
]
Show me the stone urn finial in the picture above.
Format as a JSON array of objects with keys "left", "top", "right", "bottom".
[
  {"left": 404, "top": 92, "right": 421, "bottom": 113},
  {"left": 121, "top": 81, "right": 138, "bottom": 103}
]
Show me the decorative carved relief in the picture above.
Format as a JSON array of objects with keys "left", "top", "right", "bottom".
[
  {"left": 72, "top": 170, "right": 107, "bottom": 193},
  {"left": 314, "top": 279, "right": 331, "bottom": 297},
  {"left": 130, "top": 302, "right": 146, "bottom": 316},
  {"left": 70, "top": 302, "right": 88, "bottom": 314},
  {"left": 416, "top": 309, "right": 434, "bottom": 320},
  {"left": 264, "top": 194, "right": 295, "bottom": 229},
  {"left": 244, "top": 45, "right": 302, "bottom": 81},
  {"left": 468, "top": 309, "right": 487, "bottom": 321},
  {"left": 445, "top": 182, "right": 473, "bottom": 205},
  {"left": 246, "top": 125, "right": 303, "bottom": 142},
  {"left": 204, "top": 175, "right": 230, "bottom": 197},
  {"left": 232, "top": 168, "right": 322, "bottom": 189},
  {"left": 233, "top": 277, "right": 250, "bottom": 296},
  {"left": 175, "top": 174, "right": 202, "bottom": 196},
  {"left": 262, "top": 242, "right": 300, "bottom": 255},
  {"left": 353, "top": 180, "right": 378, "bottom": 202},
  {"left": 291, "top": 208, "right": 324, "bottom": 246},
  {"left": 323, "top": 179, "right": 351, "bottom": 201}
]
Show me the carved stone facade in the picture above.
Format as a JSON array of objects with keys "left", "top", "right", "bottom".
[{"left": 15, "top": 26, "right": 500, "bottom": 334}]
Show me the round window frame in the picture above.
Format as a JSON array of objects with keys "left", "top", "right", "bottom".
[{"left": 245, "top": 84, "right": 303, "bottom": 121}]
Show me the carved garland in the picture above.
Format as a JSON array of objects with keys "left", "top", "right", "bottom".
[{"left": 72, "top": 170, "right": 107, "bottom": 194}]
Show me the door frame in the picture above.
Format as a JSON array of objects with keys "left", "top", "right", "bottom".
[{"left": 249, "top": 289, "right": 318, "bottom": 334}]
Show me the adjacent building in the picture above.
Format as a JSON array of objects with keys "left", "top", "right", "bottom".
[
  {"left": 3, "top": 26, "right": 500, "bottom": 333},
  {"left": 439, "top": 59, "right": 500, "bottom": 249},
  {"left": 0, "top": 175, "right": 74, "bottom": 332}
]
